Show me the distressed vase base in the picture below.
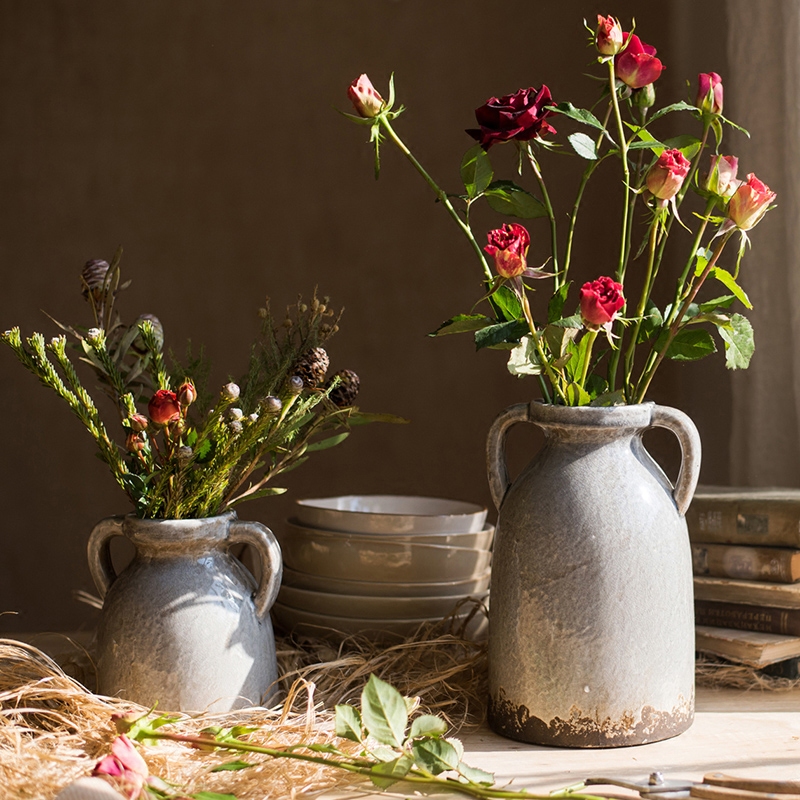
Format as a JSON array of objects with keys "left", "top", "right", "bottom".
[{"left": 488, "top": 692, "right": 694, "bottom": 748}]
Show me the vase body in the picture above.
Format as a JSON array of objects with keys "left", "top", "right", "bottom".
[
  {"left": 486, "top": 402, "right": 700, "bottom": 748},
  {"left": 88, "top": 511, "right": 282, "bottom": 712}
]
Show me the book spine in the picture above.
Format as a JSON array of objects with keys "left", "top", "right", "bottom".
[
  {"left": 695, "top": 599, "right": 800, "bottom": 635},
  {"left": 687, "top": 501, "right": 800, "bottom": 546},
  {"left": 691, "top": 543, "right": 799, "bottom": 583}
]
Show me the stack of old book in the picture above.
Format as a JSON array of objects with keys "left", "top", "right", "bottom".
[{"left": 688, "top": 486, "right": 800, "bottom": 675}]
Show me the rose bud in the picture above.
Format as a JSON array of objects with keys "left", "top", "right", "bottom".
[
  {"left": 580, "top": 277, "right": 625, "bottom": 329},
  {"left": 645, "top": 149, "right": 691, "bottom": 201},
  {"left": 221, "top": 382, "right": 240, "bottom": 401},
  {"left": 596, "top": 15, "right": 623, "bottom": 55},
  {"left": 615, "top": 33, "right": 664, "bottom": 89},
  {"left": 466, "top": 86, "right": 556, "bottom": 150},
  {"left": 632, "top": 83, "right": 656, "bottom": 110},
  {"left": 348, "top": 74, "right": 385, "bottom": 118},
  {"left": 727, "top": 173, "right": 777, "bottom": 230},
  {"left": 128, "top": 413, "right": 149, "bottom": 432},
  {"left": 92, "top": 736, "right": 149, "bottom": 797},
  {"left": 484, "top": 223, "right": 531, "bottom": 279},
  {"left": 148, "top": 389, "right": 181, "bottom": 425},
  {"left": 126, "top": 432, "right": 146, "bottom": 453},
  {"left": 177, "top": 381, "right": 197, "bottom": 407},
  {"left": 697, "top": 72, "right": 723, "bottom": 115},
  {"left": 704, "top": 154, "right": 739, "bottom": 199},
  {"left": 111, "top": 710, "right": 142, "bottom": 735}
]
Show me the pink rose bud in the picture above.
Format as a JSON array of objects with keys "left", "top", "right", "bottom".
[
  {"left": 704, "top": 154, "right": 739, "bottom": 198},
  {"left": 580, "top": 277, "right": 625, "bottom": 328},
  {"left": 645, "top": 148, "right": 691, "bottom": 201},
  {"left": 177, "top": 381, "right": 197, "bottom": 407},
  {"left": 148, "top": 389, "right": 181, "bottom": 425},
  {"left": 126, "top": 432, "right": 146, "bottom": 453},
  {"left": 615, "top": 33, "right": 664, "bottom": 89},
  {"left": 484, "top": 223, "right": 531, "bottom": 279},
  {"left": 596, "top": 15, "right": 623, "bottom": 55},
  {"left": 348, "top": 74, "right": 384, "bottom": 118},
  {"left": 727, "top": 173, "right": 777, "bottom": 230},
  {"left": 129, "top": 413, "right": 149, "bottom": 432},
  {"left": 696, "top": 72, "right": 723, "bottom": 115}
]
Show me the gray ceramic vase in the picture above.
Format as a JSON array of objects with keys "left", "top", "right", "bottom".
[
  {"left": 88, "top": 511, "right": 282, "bottom": 712},
  {"left": 486, "top": 402, "right": 701, "bottom": 748}
]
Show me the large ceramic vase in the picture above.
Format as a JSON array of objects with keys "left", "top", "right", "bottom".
[
  {"left": 88, "top": 511, "right": 282, "bottom": 712},
  {"left": 486, "top": 402, "right": 700, "bottom": 748}
]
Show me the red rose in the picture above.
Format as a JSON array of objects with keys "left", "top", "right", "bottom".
[
  {"left": 596, "top": 15, "right": 623, "bottom": 55},
  {"left": 727, "top": 173, "right": 776, "bottom": 231},
  {"left": 645, "top": 148, "right": 691, "bottom": 201},
  {"left": 696, "top": 72, "right": 723, "bottom": 115},
  {"left": 148, "top": 389, "right": 181, "bottom": 425},
  {"left": 347, "top": 74, "right": 384, "bottom": 119},
  {"left": 484, "top": 223, "right": 530, "bottom": 278},
  {"left": 580, "top": 277, "right": 625, "bottom": 328},
  {"left": 615, "top": 33, "right": 664, "bottom": 89},
  {"left": 704, "top": 154, "right": 739, "bottom": 199},
  {"left": 466, "top": 86, "right": 556, "bottom": 150}
]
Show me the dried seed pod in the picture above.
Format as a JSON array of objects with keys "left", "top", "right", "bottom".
[
  {"left": 291, "top": 347, "right": 330, "bottom": 389},
  {"left": 81, "top": 259, "right": 110, "bottom": 300},
  {"left": 326, "top": 369, "right": 360, "bottom": 408}
]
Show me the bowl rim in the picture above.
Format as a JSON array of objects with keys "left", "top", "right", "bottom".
[
  {"left": 279, "top": 583, "right": 489, "bottom": 605},
  {"left": 295, "top": 494, "right": 487, "bottom": 519},
  {"left": 284, "top": 518, "right": 495, "bottom": 544},
  {"left": 281, "top": 564, "right": 492, "bottom": 590}
]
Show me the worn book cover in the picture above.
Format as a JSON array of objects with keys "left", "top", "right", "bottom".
[
  {"left": 691, "top": 542, "right": 800, "bottom": 583},
  {"left": 687, "top": 486, "right": 800, "bottom": 547},
  {"left": 694, "top": 576, "right": 800, "bottom": 608},
  {"left": 695, "top": 624, "right": 800, "bottom": 667},
  {"left": 695, "top": 599, "right": 800, "bottom": 635}
]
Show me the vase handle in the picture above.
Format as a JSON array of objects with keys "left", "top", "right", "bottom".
[
  {"left": 486, "top": 402, "right": 531, "bottom": 511},
  {"left": 229, "top": 520, "right": 283, "bottom": 620},
  {"left": 650, "top": 404, "right": 702, "bottom": 516},
  {"left": 87, "top": 516, "right": 126, "bottom": 599}
]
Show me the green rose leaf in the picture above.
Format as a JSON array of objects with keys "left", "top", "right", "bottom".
[
  {"left": 334, "top": 703, "right": 363, "bottom": 743},
  {"left": 369, "top": 755, "right": 414, "bottom": 790},
  {"left": 412, "top": 737, "right": 461, "bottom": 775},
  {"left": 639, "top": 300, "right": 663, "bottom": 343},
  {"left": 662, "top": 134, "right": 702, "bottom": 159},
  {"left": 458, "top": 762, "right": 496, "bottom": 785},
  {"left": 428, "top": 314, "right": 493, "bottom": 337},
  {"left": 548, "top": 281, "right": 572, "bottom": 323},
  {"left": 210, "top": 760, "right": 254, "bottom": 772},
  {"left": 698, "top": 295, "right": 736, "bottom": 313},
  {"left": 710, "top": 267, "right": 753, "bottom": 309},
  {"left": 461, "top": 144, "right": 493, "bottom": 199},
  {"left": 361, "top": 675, "right": 408, "bottom": 748},
  {"left": 192, "top": 793, "right": 238, "bottom": 800},
  {"left": 664, "top": 328, "right": 717, "bottom": 361},
  {"left": 568, "top": 131, "right": 597, "bottom": 160},
  {"left": 474, "top": 320, "right": 528, "bottom": 351},
  {"left": 718, "top": 313, "right": 755, "bottom": 369},
  {"left": 409, "top": 714, "right": 448, "bottom": 739},
  {"left": 548, "top": 102, "right": 606, "bottom": 131},
  {"left": 492, "top": 285, "right": 523, "bottom": 321},
  {"left": 648, "top": 100, "right": 698, "bottom": 124},
  {"left": 507, "top": 337, "right": 542, "bottom": 376},
  {"left": 484, "top": 180, "right": 547, "bottom": 218}
]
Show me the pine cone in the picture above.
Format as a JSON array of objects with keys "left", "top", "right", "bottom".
[
  {"left": 292, "top": 347, "right": 330, "bottom": 389},
  {"left": 81, "top": 259, "right": 110, "bottom": 300},
  {"left": 326, "top": 369, "right": 360, "bottom": 407}
]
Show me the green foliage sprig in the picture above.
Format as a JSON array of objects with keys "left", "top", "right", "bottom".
[{"left": 2, "top": 253, "right": 402, "bottom": 519}]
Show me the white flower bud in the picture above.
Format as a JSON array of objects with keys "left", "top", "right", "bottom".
[
  {"left": 229, "top": 420, "right": 243, "bottom": 435},
  {"left": 86, "top": 327, "right": 102, "bottom": 342},
  {"left": 228, "top": 407, "right": 243, "bottom": 421},
  {"left": 222, "top": 382, "right": 240, "bottom": 400},
  {"left": 248, "top": 413, "right": 259, "bottom": 423}
]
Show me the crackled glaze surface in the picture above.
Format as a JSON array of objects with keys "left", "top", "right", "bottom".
[
  {"left": 88, "top": 512, "right": 282, "bottom": 713},
  {"left": 486, "top": 402, "right": 700, "bottom": 747}
]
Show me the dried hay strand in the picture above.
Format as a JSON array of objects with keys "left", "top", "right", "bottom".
[{"left": 695, "top": 653, "right": 800, "bottom": 692}]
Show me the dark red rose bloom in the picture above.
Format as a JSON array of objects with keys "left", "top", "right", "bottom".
[
  {"left": 484, "top": 223, "right": 531, "bottom": 278},
  {"left": 615, "top": 33, "right": 664, "bottom": 89},
  {"left": 580, "top": 277, "right": 625, "bottom": 328},
  {"left": 466, "top": 86, "right": 556, "bottom": 149},
  {"left": 148, "top": 389, "right": 181, "bottom": 425}
]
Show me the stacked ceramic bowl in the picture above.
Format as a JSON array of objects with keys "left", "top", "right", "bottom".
[{"left": 272, "top": 495, "right": 492, "bottom": 640}]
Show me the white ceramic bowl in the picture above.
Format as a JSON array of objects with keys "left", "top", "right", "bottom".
[
  {"left": 294, "top": 495, "right": 488, "bottom": 534},
  {"left": 282, "top": 565, "right": 491, "bottom": 597},
  {"left": 286, "top": 518, "right": 495, "bottom": 549},
  {"left": 275, "top": 523, "right": 492, "bottom": 582},
  {"left": 272, "top": 602, "right": 485, "bottom": 641},
  {"left": 277, "top": 583, "right": 488, "bottom": 619}
]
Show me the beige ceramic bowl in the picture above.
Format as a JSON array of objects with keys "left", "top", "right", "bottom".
[
  {"left": 272, "top": 602, "right": 487, "bottom": 641},
  {"left": 276, "top": 523, "right": 492, "bottom": 582},
  {"left": 282, "top": 565, "right": 491, "bottom": 597},
  {"left": 277, "top": 583, "right": 487, "bottom": 619},
  {"left": 294, "top": 495, "right": 488, "bottom": 534},
  {"left": 286, "top": 518, "right": 495, "bottom": 549}
]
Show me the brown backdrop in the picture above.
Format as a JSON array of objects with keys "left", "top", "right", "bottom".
[{"left": 0, "top": 0, "right": 735, "bottom": 634}]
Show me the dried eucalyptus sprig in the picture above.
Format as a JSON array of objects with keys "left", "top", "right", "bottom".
[
  {"left": 101, "top": 675, "right": 606, "bottom": 800},
  {"left": 2, "top": 254, "right": 403, "bottom": 519}
]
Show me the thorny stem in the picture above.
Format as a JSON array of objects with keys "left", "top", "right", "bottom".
[
  {"left": 523, "top": 146, "right": 560, "bottom": 286},
  {"left": 608, "top": 62, "right": 631, "bottom": 284},
  {"left": 379, "top": 116, "right": 493, "bottom": 282}
]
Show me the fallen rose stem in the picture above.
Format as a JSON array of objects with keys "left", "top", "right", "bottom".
[
  {"left": 379, "top": 116, "right": 493, "bottom": 282},
  {"left": 633, "top": 229, "right": 734, "bottom": 402},
  {"left": 622, "top": 215, "right": 660, "bottom": 401},
  {"left": 136, "top": 729, "right": 605, "bottom": 800},
  {"left": 523, "top": 146, "right": 560, "bottom": 286}
]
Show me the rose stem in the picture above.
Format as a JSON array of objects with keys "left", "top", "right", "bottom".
[{"left": 522, "top": 145, "right": 560, "bottom": 286}]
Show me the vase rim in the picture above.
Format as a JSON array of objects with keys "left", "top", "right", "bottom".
[{"left": 527, "top": 400, "right": 657, "bottom": 428}]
